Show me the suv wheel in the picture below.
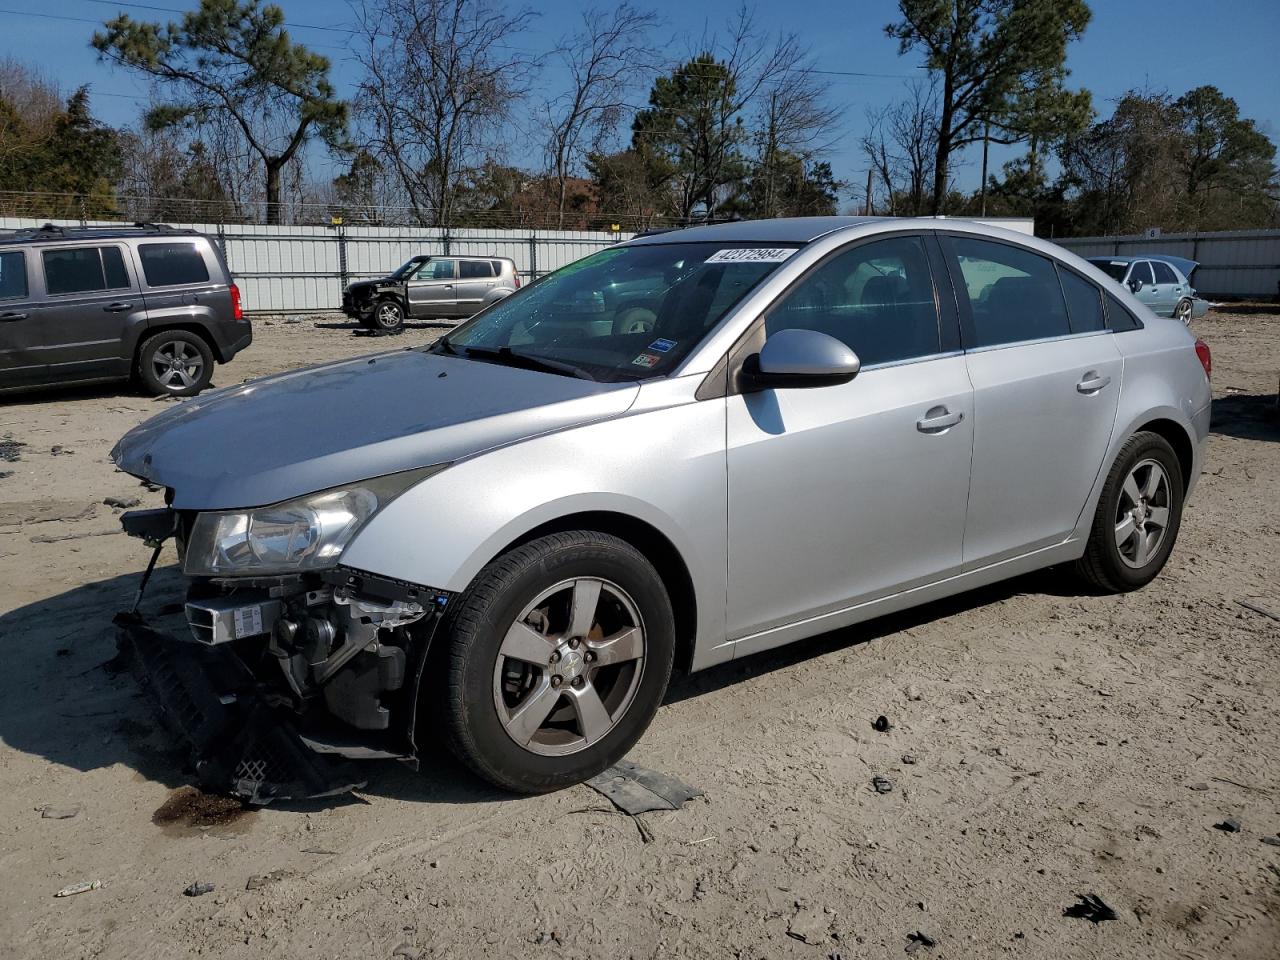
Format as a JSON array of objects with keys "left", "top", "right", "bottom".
[
  {"left": 373, "top": 299, "right": 405, "bottom": 331},
  {"left": 137, "top": 331, "right": 214, "bottom": 397},
  {"left": 439, "top": 531, "right": 675, "bottom": 793}
]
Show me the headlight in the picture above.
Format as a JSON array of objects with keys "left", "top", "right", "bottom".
[{"left": 183, "top": 466, "right": 443, "bottom": 576}]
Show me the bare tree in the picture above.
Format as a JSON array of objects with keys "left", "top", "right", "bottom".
[
  {"left": 861, "top": 78, "right": 938, "bottom": 215},
  {"left": 541, "top": 4, "right": 657, "bottom": 228},
  {"left": 353, "top": 0, "right": 538, "bottom": 227}
]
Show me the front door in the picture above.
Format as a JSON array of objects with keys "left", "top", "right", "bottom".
[
  {"left": 940, "top": 234, "right": 1123, "bottom": 567},
  {"left": 34, "top": 243, "right": 142, "bottom": 382},
  {"left": 406, "top": 258, "right": 457, "bottom": 318},
  {"left": 726, "top": 234, "right": 972, "bottom": 642},
  {"left": 0, "top": 249, "right": 48, "bottom": 388},
  {"left": 1126, "top": 260, "right": 1159, "bottom": 314}
]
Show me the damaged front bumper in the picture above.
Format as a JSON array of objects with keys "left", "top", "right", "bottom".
[{"left": 117, "top": 509, "right": 451, "bottom": 803}]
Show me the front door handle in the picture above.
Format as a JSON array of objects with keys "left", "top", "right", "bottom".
[
  {"left": 1076, "top": 371, "right": 1112, "bottom": 394},
  {"left": 104, "top": 301, "right": 133, "bottom": 312},
  {"left": 0, "top": 311, "right": 28, "bottom": 322},
  {"left": 916, "top": 406, "right": 964, "bottom": 433}
]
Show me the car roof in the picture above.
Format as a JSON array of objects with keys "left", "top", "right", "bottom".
[
  {"left": 625, "top": 216, "right": 884, "bottom": 245},
  {"left": 0, "top": 223, "right": 204, "bottom": 247},
  {"left": 1087, "top": 254, "right": 1197, "bottom": 274}
]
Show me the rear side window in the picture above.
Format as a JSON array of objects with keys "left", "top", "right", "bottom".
[
  {"left": 1104, "top": 291, "right": 1143, "bottom": 332},
  {"left": 1152, "top": 261, "right": 1178, "bottom": 285},
  {"left": 949, "top": 237, "right": 1069, "bottom": 347},
  {"left": 0, "top": 251, "right": 26, "bottom": 299},
  {"left": 459, "top": 260, "right": 493, "bottom": 279},
  {"left": 1058, "top": 268, "right": 1106, "bottom": 333},
  {"left": 42, "top": 246, "right": 131, "bottom": 295},
  {"left": 139, "top": 242, "right": 210, "bottom": 286},
  {"left": 766, "top": 235, "right": 941, "bottom": 367}
]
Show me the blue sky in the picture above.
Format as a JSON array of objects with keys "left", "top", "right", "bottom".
[{"left": 3, "top": 0, "right": 1278, "bottom": 202}]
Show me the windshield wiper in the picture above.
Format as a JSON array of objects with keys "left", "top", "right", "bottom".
[{"left": 455, "top": 345, "right": 597, "bottom": 382}]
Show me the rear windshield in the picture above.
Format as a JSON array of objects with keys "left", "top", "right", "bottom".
[
  {"left": 438, "top": 242, "right": 799, "bottom": 382},
  {"left": 1090, "top": 259, "right": 1130, "bottom": 282}
]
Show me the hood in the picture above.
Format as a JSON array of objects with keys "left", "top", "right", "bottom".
[
  {"left": 111, "top": 350, "right": 637, "bottom": 510},
  {"left": 346, "top": 277, "right": 398, "bottom": 292}
]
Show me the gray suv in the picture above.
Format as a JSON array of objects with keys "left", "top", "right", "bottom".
[
  {"left": 342, "top": 255, "right": 521, "bottom": 331},
  {"left": 0, "top": 223, "right": 251, "bottom": 397}
]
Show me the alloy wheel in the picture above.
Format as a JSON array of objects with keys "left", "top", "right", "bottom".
[
  {"left": 1114, "top": 458, "right": 1171, "bottom": 568},
  {"left": 152, "top": 340, "right": 204, "bottom": 390},
  {"left": 377, "top": 303, "right": 401, "bottom": 327},
  {"left": 1176, "top": 300, "right": 1192, "bottom": 325},
  {"left": 492, "top": 577, "right": 646, "bottom": 757}
]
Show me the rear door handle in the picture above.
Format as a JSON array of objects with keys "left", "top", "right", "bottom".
[
  {"left": 0, "top": 311, "right": 28, "bottom": 322},
  {"left": 916, "top": 406, "right": 964, "bottom": 433},
  {"left": 1076, "top": 371, "right": 1112, "bottom": 394},
  {"left": 104, "top": 301, "right": 133, "bottom": 312}
]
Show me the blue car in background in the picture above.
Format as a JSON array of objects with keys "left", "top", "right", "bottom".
[{"left": 1087, "top": 255, "right": 1210, "bottom": 325}]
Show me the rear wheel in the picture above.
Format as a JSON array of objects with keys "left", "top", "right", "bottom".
[
  {"left": 1075, "top": 431, "right": 1184, "bottom": 592},
  {"left": 372, "top": 298, "right": 404, "bottom": 331},
  {"left": 438, "top": 531, "right": 674, "bottom": 793},
  {"left": 137, "top": 331, "right": 213, "bottom": 397},
  {"left": 1175, "top": 298, "right": 1193, "bottom": 325}
]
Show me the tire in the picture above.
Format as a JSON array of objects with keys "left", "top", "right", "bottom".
[
  {"left": 438, "top": 531, "right": 675, "bottom": 793},
  {"left": 372, "top": 298, "right": 405, "bottom": 331},
  {"left": 1175, "top": 298, "right": 1193, "bottom": 325},
  {"left": 137, "top": 330, "right": 214, "bottom": 397},
  {"left": 1075, "top": 431, "right": 1185, "bottom": 592}
]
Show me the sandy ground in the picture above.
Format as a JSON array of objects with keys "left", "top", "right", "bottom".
[{"left": 0, "top": 312, "right": 1277, "bottom": 960}]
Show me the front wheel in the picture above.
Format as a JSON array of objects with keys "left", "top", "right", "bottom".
[
  {"left": 1175, "top": 298, "right": 1193, "bottom": 325},
  {"left": 1075, "top": 431, "right": 1185, "bottom": 592},
  {"left": 438, "top": 531, "right": 675, "bottom": 793},
  {"left": 372, "top": 298, "right": 404, "bottom": 331}
]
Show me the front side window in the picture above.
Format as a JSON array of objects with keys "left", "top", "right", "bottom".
[
  {"left": 459, "top": 260, "right": 493, "bottom": 279},
  {"left": 139, "top": 242, "right": 210, "bottom": 286},
  {"left": 0, "top": 251, "right": 26, "bottom": 299},
  {"left": 1152, "top": 261, "right": 1178, "bottom": 285},
  {"left": 439, "top": 242, "right": 796, "bottom": 382},
  {"left": 415, "top": 259, "right": 456, "bottom": 281},
  {"left": 1127, "top": 261, "right": 1154, "bottom": 287},
  {"left": 950, "top": 237, "right": 1069, "bottom": 347},
  {"left": 765, "top": 236, "right": 941, "bottom": 366},
  {"left": 1059, "top": 268, "right": 1106, "bottom": 333},
  {"left": 43, "top": 246, "right": 131, "bottom": 296}
]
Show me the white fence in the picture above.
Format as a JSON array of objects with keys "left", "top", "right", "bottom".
[
  {"left": 0, "top": 218, "right": 632, "bottom": 313},
  {"left": 1056, "top": 228, "right": 1280, "bottom": 300}
]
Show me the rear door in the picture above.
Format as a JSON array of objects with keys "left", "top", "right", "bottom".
[
  {"left": 941, "top": 234, "right": 1122, "bottom": 567},
  {"left": 135, "top": 238, "right": 223, "bottom": 325},
  {"left": 35, "top": 243, "right": 143, "bottom": 382},
  {"left": 455, "top": 259, "right": 497, "bottom": 314},
  {"left": 406, "top": 258, "right": 457, "bottom": 318},
  {"left": 0, "top": 249, "right": 48, "bottom": 388}
]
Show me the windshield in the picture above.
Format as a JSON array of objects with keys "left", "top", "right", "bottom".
[
  {"left": 390, "top": 257, "right": 428, "bottom": 280},
  {"left": 1090, "top": 259, "right": 1130, "bottom": 282},
  {"left": 435, "top": 242, "right": 799, "bottom": 381}
]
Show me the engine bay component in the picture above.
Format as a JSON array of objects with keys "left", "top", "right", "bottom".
[{"left": 185, "top": 595, "right": 283, "bottom": 645}]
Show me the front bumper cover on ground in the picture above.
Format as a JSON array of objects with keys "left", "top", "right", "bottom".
[{"left": 114, "top": 610, "right": 368, "bottom": 804}]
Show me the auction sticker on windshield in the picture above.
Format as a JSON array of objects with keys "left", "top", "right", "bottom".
[{"left": 705, "top": 248, "right": 796, "bottom": 264}]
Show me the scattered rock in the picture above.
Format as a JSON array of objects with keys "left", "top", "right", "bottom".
[
  {"left": 905, "top": 931, "right": 936, "bottom": 953},
  {"left": 904, "top": 684, "right": 922, "bottom": 701},
  {"left": 1259, "top": 836, "right": 1280, "bottom": 847},
  {"left": 1188, "top": 783, "right": 1210, "bottom": 791},
  {"left": 54, "top": 880, "right": 101, "bottom": 898},
  {"left": 183, "top": 881, "right": 215, "bottom": 897},
  {"left": 872, "top": 776, "right": 894, "bottom": 794},
  {"left": 872, "top": 715, "right": 892, "bottom": 733},
  {"left": 995, "top": 746, "right": 1008, "bottom": 757},
  {"left": 103, "top": 496, "right": 141, "bottom": 509},
  {"left": 0, "top": 439, "right": 26, "bottom": 462},
  {"left": 245, "top": 869, "right": 294, "bottom": 891},
  {"left": 1214, "top": 818, "right": 1242, "bottom": 833},
  {"left": 901, "top": 754, "right": 918, "bottom": 765},
  {"left": 1063, "top": 893, "right": 1117, "bottom": 924},
  {"left": 0, "top": 470, "right": 12, "bottom": 480},
  {"left": 39, "top": 803, "right": 81, "bottom": 820},
  {"left": 50, "top": 445, "right": 73, "bottom": 456}
]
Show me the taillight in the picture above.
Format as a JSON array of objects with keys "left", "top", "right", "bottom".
[
  {"left": 230, "top": 283, "right": 244, "bottom": 321},
  {"left": 513, "top": 273, "right": 522, "bottom": 289},
  {"left": 1194, "top": 338, "right": 1211, "bottom": 380}
]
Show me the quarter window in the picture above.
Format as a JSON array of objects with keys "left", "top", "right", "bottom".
[
  {"left": 765, "top": 236, "right": 941, "bottom": 366},
  {"left": 949, "top": 237, "right": 1070, "bottom": 347},
  {"left": 42, "top": 246, "right": 131, "bottom": 295},
  {"left": 139, "top": 242, "right": 210, "bottom": 286},
  {"left": 0, "top": 251, "right": 26, "bottom": 299},
  {"left": 1152, "top": 261, "right": 1178, "bottom": 285},
  {"left": 459, "top": 260, "right": 493, "bottom": 279},
  {"left": 1058, "top": 268, "right": 1106, "bottom": 333},
  {"left": 1104, "top": 291, "right": 1142, "bottom": 332}
]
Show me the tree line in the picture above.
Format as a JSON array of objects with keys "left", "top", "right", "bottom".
[{"left": 0, "top": 0, "right": 1275, "bottom": 236}]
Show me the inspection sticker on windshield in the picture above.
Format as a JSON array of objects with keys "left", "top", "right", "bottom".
[
  {"left": 648, "top": 338, "right": 677, "bottom": 353},
  {"left": 632, "top": 352, "right": 662, "bottom": 368},
  {"left": 705, "top": 248, "right": 795, "bottom": 264}
]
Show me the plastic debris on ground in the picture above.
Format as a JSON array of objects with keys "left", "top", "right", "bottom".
[{"left": 585, "top": 760, "right": 703, "bottom": 815}]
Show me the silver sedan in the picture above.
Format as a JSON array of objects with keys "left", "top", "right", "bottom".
[{"left": 112, "top": 217, "right": 1213, "bottom": 797}]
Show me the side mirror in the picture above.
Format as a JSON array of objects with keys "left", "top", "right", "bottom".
[
  {"left": 1127, "top": 277, "right": 1144, "bottom": 293},
  {"left": 741, "top": 328, "right": 861, "bottom": 391}
]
